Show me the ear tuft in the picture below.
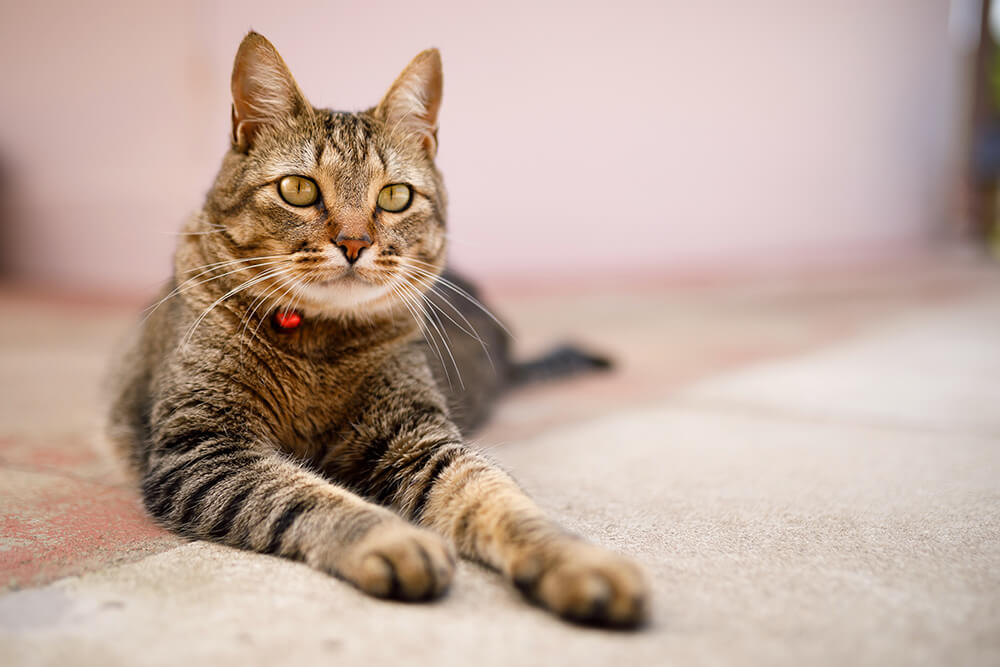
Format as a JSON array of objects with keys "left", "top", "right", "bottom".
[
  {"left": 230, "top": 32, "right": 308, "bottom": 152},
  {"left": 375, "top": 49, "right": 443, "bottom": 156}
]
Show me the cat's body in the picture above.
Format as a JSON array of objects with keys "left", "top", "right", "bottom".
[{"left": 106, "top": 32, "right": 647, "bottom": 627}]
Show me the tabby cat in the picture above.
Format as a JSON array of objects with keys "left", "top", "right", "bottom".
[{"left": 106, "top": 32, "right": 648, "bottom": 627}]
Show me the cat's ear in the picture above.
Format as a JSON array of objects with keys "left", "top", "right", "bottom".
[
  {"left": 230, "top": 32, "right": 309, "bottom": 152},
  {"left": 375, "top": 49, "right": 443, "bottom": 156}
]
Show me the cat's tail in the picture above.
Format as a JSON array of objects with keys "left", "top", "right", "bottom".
[{"left": 508, "top": 344, "right": 613, "bottom": 387}]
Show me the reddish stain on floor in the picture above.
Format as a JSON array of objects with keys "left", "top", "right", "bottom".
[{"left": 1, "top": 440, "right": 180, "bottom": 590}]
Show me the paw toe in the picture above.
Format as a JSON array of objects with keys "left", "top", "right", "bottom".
[
  {"left": 525, "top": 544, "right": 650, "bottom": 628},
  {"left": 348, "top": 524, "right": 454, "bottom": 601}
]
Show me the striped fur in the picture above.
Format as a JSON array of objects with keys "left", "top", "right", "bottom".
[{"left": 106, "top": 32, "right": 647, "bottom": 626}]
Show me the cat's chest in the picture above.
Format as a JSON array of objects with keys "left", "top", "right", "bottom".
[
  {"left": 248, "top": 339, "right": 390, "bottom": 448},
  {"left": 211, "top": 314, "right": 417, "bottom": 452},
  {"left": 266, "top": 349, "right": 366, "bottom": 413}
]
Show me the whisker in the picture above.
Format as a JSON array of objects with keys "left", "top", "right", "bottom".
[
  {"left": 180, "top": 266, "right": 294, "bottom": 349},
  {"left": 285, "top": 276, "right": 314, "bottom": 328},
  {"left": 144, "top": 254, "right": 291, "bottom": 312},
  {"left": 141, "top": 257, "right": 290, "bottom": 324},
  {"left": 396, "top": 268, "right": 496, "bottom": 372},
  {"left": 398, "top": 259, "right": 514, "bottom": 339},
  {"left": 247, "top": 273, "right": 303, "bottom": 345},
  {"left": 395, "top": 279, "right": 463, "bottom": 390},
  {"left": 164, "top": 228, "right": 227, "bottom": 237},
  {"left": 396, "top": 267, "right": 489, "bottom": 343},
  {"left": 272, "top": 271, "right": 307, "bottom": 323},
  {"left": 240, "top": 271, "right": 301, "bottom": 351},
  {"left": 389, "top": 281, "right": 454, "bottom": 390},
  {"left": 181, "top": 253, "right": 291, "bottom": 277}
]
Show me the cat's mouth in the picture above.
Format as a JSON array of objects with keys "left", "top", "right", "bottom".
[{"left": 311, "top": 266, "right": 381, "bottom": 288}]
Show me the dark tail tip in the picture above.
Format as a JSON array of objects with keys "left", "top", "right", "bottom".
[{"left": 510, "top": 344, "right": 613, "bottom": 387}]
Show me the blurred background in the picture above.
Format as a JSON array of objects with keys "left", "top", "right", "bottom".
[{"left": 0, "top": 0, "right": 994, "bottom": 295}]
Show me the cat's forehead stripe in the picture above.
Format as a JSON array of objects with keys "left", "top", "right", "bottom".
[{"left": 321, "top": 111, "right": 375, "bottom": 163}]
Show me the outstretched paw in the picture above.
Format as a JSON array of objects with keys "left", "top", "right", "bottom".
[
  {"left": 511, "top": 541, "right": 649, "bottom": 628},
  {"left": 341, "top": 522, "right": 456, "bottom": 601}
]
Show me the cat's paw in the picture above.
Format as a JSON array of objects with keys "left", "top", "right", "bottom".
[
  {"left": 340, "top": 521, "right": 456, "bottom": 601},
  {"left": 511, "top": 540, "right": 649, "bottom": 628}
]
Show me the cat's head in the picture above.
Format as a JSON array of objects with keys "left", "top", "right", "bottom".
[{"left": 193, "top": 32, "right": 446, "bottom": 319}]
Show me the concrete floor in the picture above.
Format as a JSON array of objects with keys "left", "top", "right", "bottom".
[{"left": 1, "top": 259, "right": 999, "bottom": 666}]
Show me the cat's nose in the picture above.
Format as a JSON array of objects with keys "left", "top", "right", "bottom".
[{"left": 334, "top": 233, "right": 372, "bottom": 264}]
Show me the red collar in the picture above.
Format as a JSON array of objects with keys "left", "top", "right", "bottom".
[{"left": 272, "top": 310, "right": 302, "bottom": 331}]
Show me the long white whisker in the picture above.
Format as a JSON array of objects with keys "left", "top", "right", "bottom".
[
  {"left": 389, "top": 282, "right": 433, "bottom": 347},
  {"left": 257, "top": 272, "right": 304, "bottom": 340},
  {"left": 180, "top": 253, "right": 291, "bottom": 279},
  {"left": 389, "top": 282, "right": 453, "bottom": 389},
  {"left": 180, "top": 266, "right": 294, "bottom": 349},
  {"left": 396, "top": 280, "right": 463, "bottom": 390},
  {"left": 241, "top": 271, "right": 302, "bottom": 354},
  {"left": 396, "top": 267, "right": 490, "bottom": 344},
  {"left": 142, "top": 255, "right": 290, "bottom": 322},
  {"left": 164, "top": 228, "right": 226, "bottom": 236},
  {"left": 399, "top": 259, "right": 514, "bottom": 339},
  {"left": 391, "top": 265, "right": 496, "bottom": 371},
  {"left": 406, "top": 274, "right": 496, "bottom": 373},
  {"left": 165, "top": 258, "right": 289, "bottom": 299},
  {"left": 285, "top": 266, "right": 314, "bottom": 319}
]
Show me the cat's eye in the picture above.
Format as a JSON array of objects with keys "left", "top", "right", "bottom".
[
  {"left": 377, "top": 184, "right": 412, "bottom": 213},
  {"left": 278, "top": 175, "right": 319, "bottom": 207}
]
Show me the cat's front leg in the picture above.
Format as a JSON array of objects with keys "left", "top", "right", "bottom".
[
  {"left": 416, "top": 456, "right": 649, "bottom": 627},
  {"left": 359, "top": 428, "right": 649, "bottom": 626},
  {"left": 324, "top": 357, "right": 649, "bottom": 625},
  {"left": 141, "top": 427, "right": 454, "bottom": 600}
]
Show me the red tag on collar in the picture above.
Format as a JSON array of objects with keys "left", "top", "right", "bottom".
[{"left": 273, "top": 310, "right": 302, "bottom": 331}]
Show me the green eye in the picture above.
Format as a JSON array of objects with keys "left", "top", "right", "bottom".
[
  {"left": 377, "top": 184, "right": 412, "bottom": 212},
  {"left": 278, "top": 175, "right": 319, "bottom": 207}
]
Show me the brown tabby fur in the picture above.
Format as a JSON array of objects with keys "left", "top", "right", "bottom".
[{"left": 106, "top": 32, "right": 648, "bottom": 627}]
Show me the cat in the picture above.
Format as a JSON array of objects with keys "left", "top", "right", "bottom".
[{"left": 106, "top": 31, "right": 648, "bottom": 627}]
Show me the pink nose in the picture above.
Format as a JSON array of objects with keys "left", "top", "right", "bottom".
[{"left": 335, "top": 234, "right": 371, "bottom": 263}]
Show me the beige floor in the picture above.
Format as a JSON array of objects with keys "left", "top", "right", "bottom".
[{"left": 1, "top": 258, "right": 999, "bottom": 666}]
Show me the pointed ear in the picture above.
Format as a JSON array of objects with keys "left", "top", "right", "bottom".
[
  {"left": 230, "top": 32, "right": 309, "bottom": 152},
  {"left": 375, "top": 49, "right": 443, "bottom": 156}
]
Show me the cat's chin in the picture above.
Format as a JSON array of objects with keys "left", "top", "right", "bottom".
[{"left": 292, "top": 276, "right": 394, "bottom": 318}]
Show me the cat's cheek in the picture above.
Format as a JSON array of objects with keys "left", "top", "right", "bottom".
[{"left": 227, "top": 216, "right": 266, "bottom": 247}]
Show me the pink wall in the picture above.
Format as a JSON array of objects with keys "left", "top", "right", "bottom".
[{"left": 0, "top": 1, "right": 966, "bottom": 293}]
